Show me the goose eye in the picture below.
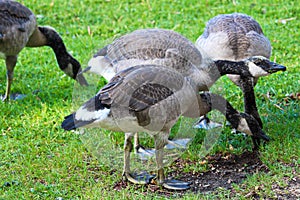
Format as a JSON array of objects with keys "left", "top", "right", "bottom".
[
  {"left": 254, "top": 59, "right": 267, "bottom": 66},
  {"left": 253, "top": 60, "right": 258, "bottom": 65}
]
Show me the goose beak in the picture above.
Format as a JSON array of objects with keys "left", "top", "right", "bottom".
[
  {"left": 260, "top": 131, "right": 270, "bottom": 141},
  {"left": 76, "top": 72, "right": 89, "bottom": 86},
  {"left": 267, "top": 62, "right": 286, "bottom": 73},
  {"left": 78, "top": 66, "right": 91, "bottom": 75}
]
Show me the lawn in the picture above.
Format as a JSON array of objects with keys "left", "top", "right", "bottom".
[{"left": 0, "top": 0, "right": 299, "bottom": 199}]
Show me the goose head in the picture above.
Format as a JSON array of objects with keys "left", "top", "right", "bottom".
[
  {"left": 245, "top": 56, "right": 286, "bottom": 78},
  {"left": 37, "top": 26, "right": 89, "bottom": 86},
  {"left": 59, "top": 55, "right": 89, "bottom": 86}
]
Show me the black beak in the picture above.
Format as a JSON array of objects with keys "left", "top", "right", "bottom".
[
  {"left": 267, "top": 62, "right": 287, "bottom": 73},
  {"left": 259, "top": 131, "right": 270, "bottom": 141},
  {"left": 76, "top": 72, "right": 89, "bottom": 86},
  {"left": 78, "top": 66, "right": 91, "bottom": 75}
]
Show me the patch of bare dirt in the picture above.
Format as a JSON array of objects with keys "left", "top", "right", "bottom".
[
  {"left": 112, "top": 151, "right": 300, "bottom": 198},
  {"left": 177, "top": 151, "right": 268, "bottom": 193}
]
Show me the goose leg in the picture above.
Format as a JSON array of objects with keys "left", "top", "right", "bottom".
[
  {"left": 135, "top": 132, "right": 190, "bottom": 160},
  {"left": 154, "top": 134, "right": 190, "bottom": 190},
  {"left": 134, "top": 132, "right": 141, "bottom": 153},
  {"left": 2, "top": 56, "right": 17, "bottom": 102},
  {"left": 123, "top": 133, "right": 154, "bottom": 184},
  {"left": 239, "top": 77, "right": 263, "bottom": 149}
]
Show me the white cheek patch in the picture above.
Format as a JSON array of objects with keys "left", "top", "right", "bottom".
[
  {"left": 63, "top": 63, "right": 74, "bottom": 77},
  {"left": 0, "top": 52, "right": 6, "bottom": 59},
  {"left": 88, "top": 56, "right": 115, "bottom": 81},
  {"left": 248, "top": 62, "right": 269, "bottom": 77},
  {"left": 75, "top": 106, "right": 110, "bottom": 122},
  {"left": 237, "top": 118, "right": 252, "bottom": 136}
]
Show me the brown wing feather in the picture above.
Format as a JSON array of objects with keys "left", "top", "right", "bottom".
[
  {"left": 0, "top": 1, "right": 34, "bottom": 26},
  {"left": 129, "top": 83, "right": 174, "bottom": 112},
  {"left": 93, "top": 44, "right": 109, "bottom": 57},
  {"left": 105, "top": 29, "right": 202, "bottom": 67},
  {"left": 97, "top": 66, "right": 139, "bottom": 107},
  {"left": 97, "top": 63, "right": 186, "bottom": 111}
]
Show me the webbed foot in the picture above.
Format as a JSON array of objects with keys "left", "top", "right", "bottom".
[
  {"left": 123, "top": 171, "right": 155, "bottom": 185},
  {"left": 162, "top": 179, "right": 191, "bottom": 190}
]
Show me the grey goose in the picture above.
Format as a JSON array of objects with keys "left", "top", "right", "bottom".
[
  {"left": 82, "top": 28, "right": 285, "bottom": 149},
  {"left": 0, "top": 0, "right": 88, "bottom": 101},
  {"left": 62, "top": 64, "right": 270, "bottom": 190},
  {"left": 196, "top": 13, "right": 276, "bottom": 130}
]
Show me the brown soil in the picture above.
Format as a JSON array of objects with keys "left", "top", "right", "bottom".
[{"left": 112, "top": 151, "right": 300, "bottom": 199}]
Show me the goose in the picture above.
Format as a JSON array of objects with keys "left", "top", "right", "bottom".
[
  {"left": 0, "top": 0, "right": 88, "bottom": 101},
  {"left": 82, "top": 28, "right": 285, "bottom": 149},
  {"left": 196, "top": 13, "right": 274, "bottom": 128},
  {"left": 62, "top": 64, "right": 270, "bottom": 190}
]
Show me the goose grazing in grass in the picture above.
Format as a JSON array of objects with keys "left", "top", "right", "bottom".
[
  {"left": 62, "top": 64, "right": 270, "bottom": 190},
  {"left": 83, "top": 28, "right": 285, "bottom": 149},
  {"left": 0, "top": 0, "right": 88, "bottom": 101},
  {"left": 196, "top": 13, "right": 277, "bottom": 129}
]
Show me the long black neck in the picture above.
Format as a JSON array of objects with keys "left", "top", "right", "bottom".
[
  {"left": 239, "top": 76, "right": 263, "bottom": 128},
  {"left": 214, "top": 60, "right": 251, "bottom": 77},
  {"left": 38, "top": 26, "right": 79, "bottom": 79},
  {"left": 200, "top": 92, "right": 241, "bottom": 128}
]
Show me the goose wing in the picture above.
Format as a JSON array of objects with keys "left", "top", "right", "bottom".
[
  {"left": 0, "top": 1, "right": 34, "bottom": 26},
  {"left": 95, "top": 29, "right": 202, "bottom": 67},
  {"left": 128, "top": 83, "right": 174, "bottom": 112},
  {"left": 98, "top": 65, "right": 181, "bottom": 111}
]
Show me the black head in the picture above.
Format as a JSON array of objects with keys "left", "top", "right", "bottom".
[
  {"left": 58, "top": 55, "right": 88, "bottom": 86},
  {"left": 246, "top": 56, "right": 286, "bottom": 77},
  {"left": 38, "top": 26, "right": 88, "bottom": 86}
]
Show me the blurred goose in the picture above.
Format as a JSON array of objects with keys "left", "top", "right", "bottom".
[
  {"left": 62, "top": 64, "right": 270, "bottom": 190},
  {"left": 0, "top": 0, "right": 88, "bottom": 101},
  {"left": 83, "top": 28, "right": 285, "bottom": 149},
  {"left": 196, "top": 13, "right": 274, "bottom": 128}
]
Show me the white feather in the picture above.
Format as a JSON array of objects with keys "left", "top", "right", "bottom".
[
  {"left": 196, "top": 32, "right": 236, "bottom": 61},
  {"left": 88, "top": 56, "right": 115, "bottom": 80},
  {"left": 75, "top": 106, "right": 110, "bottom": 122},
  {"left": 248, "top": 61, "right": 269, "bottom": 77}
]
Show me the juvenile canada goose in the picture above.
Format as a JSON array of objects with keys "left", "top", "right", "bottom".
[
  {"left": 0, "top": 0, "right": 88, "bottom": 101},
  {"left": 196, "top": 13, "right": 274, "bottom": 128},
  {"left": 83, "top": 28, "right": 285, "bottom": 148},
  {"left": 62, "top": 64, "right": 270, "bottom": 190}
]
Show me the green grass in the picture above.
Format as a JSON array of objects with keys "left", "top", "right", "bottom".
[{"left": 1, "top": 0, "right": 299, "bottom": 199}]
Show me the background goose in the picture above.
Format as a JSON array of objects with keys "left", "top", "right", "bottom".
[
  {"left": 196, "top": 13, "right": 274, "bottom": 128},
  {"left": 62, "top": 64, "right": 270, "bottom": 190},
  {"left": 0, "top": 0, "right": 88, "bottom": 101},
  {"left": 83, "top": 28, "right": 285, "bottom": 149}
]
